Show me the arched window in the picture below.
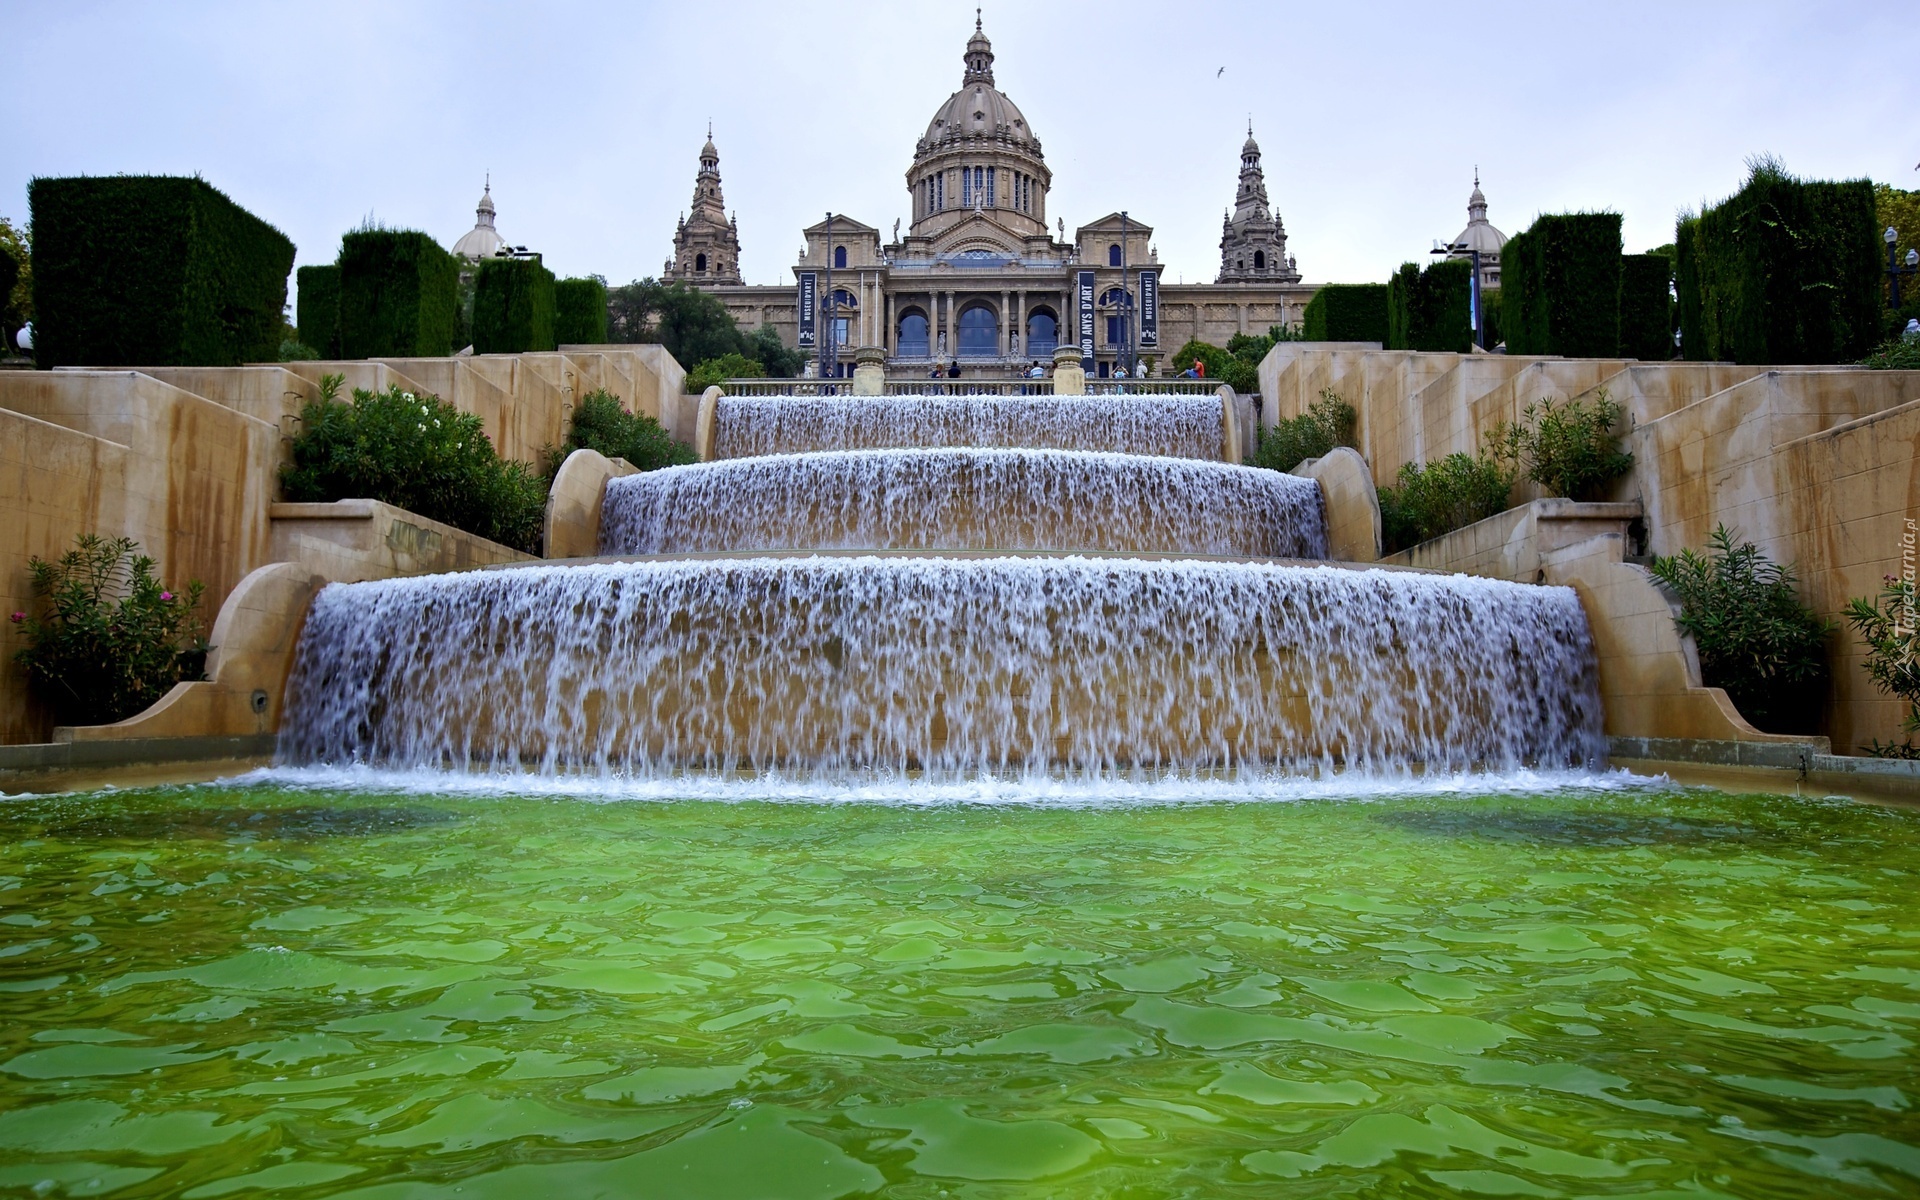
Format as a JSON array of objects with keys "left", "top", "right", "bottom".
[
  {"left": 1027, "top": 310, "right": 1057, "bottom": 355},
  {"left": 897, "top": 310, "right": 930, "bottom": 357},
  {"left": 1099, "top": 288, "right": 1128, "bottom": 307},
  {"left": 1108, "top": 244, "right": 1123, "bottom": 267},
  {"left": 695, "top": 253, "right": 707, "bottom": 272},
  {"left": 830, "top": 288, "right": 858, "bottom": 310},
  {"left": 1254, "top": 250, "right": 1266, "bottom": 270},
  {"left": 957, "top": 305, "right": 998, "bottom": 357},
  {"left": 833, "top": 246, "right": 847, "bottom": 269}
]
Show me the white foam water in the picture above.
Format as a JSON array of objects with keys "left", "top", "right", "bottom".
[
  {"left": 712, "top": 395, "right": 1226, "bottom": 460},
  {"left": 278, "top": 557, "right": 1605, "bottom": 780},
  {"left": 598, "top": 448, "right": 1328, "bottom": 558}
]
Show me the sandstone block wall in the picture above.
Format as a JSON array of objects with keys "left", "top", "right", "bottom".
[
  {"left": 0, "top": 347, "right": 689, "bottom": 745},
  {"left": 1261, "top": 343, "right": 1920, "bottom": 751}
]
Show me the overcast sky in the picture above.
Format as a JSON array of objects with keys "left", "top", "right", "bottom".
[{"left": 5, "top": 0, "right": 1915, "bottom": 301}]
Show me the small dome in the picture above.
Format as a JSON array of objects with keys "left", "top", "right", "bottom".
[{"left": 452, "top": 180, "right": 504, "bottom": 261}]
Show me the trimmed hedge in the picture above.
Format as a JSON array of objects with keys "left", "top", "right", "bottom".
[
  {"left": 473, "top": 257, "right": 556, "bottom": 354},
  {"left": 1386, "top": 258, "right": 1473, "bottom": 353},
  {"left": 1675, "top": 162, "right": 1880, "bottom": 365},
  {"left": 553, "top": 276, "right": 608, "bottom": 345},
  {"left": 296, "top": 264, "right": 341, "bottom": 358},
  {"left": 338, "top": 228, "right": 458, "bottom": 359},
  {"left": 1500, "top": 212, "right": 1623, "bottom": 358},
  {"left": 28, "top": 175, "right": 294, "bottom": 368},
  {"left": 1617, "top": 253, "right": 1672, "bottom": 360},
  {"left": 1301, "top": 283, "right": 1389, "bottom": 343}
]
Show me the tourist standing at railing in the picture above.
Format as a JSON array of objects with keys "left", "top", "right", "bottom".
[
  {"left": 1025, "top": 360, "right": 1044, "bottom": 379},
  {"left": 947, "top": 360, "right": 962, "bottom": 379}
]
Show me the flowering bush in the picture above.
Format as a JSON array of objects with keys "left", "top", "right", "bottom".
[
  {"left": 13, "top": 535, "right": 205, "bottom": 726},
  {"left": 281, "top": 379, "right": 546, "bottom": 553}
]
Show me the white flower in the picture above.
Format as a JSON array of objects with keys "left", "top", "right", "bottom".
[
  {"left": 417, "top": 424, "right": 427, "bottom": 432},
  {"left": 402, "top": 392, "right": 415, "bottom": 402},
  {"left": 433, "top": 419, "right": 440, "bottom": 427}
]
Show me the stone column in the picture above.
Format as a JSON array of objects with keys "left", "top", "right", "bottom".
[
  {"left": 1052, "top": 345, "right": 1086, "bottom": 395},
  {"left": 852, "top": 346, "right": 887, "bottom": 396},
  {"left": 1015, "top": 289, "right": 1027, "bottom": 359}
]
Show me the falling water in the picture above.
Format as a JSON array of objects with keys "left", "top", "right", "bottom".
[
  {"left": 598, "top": 449, "right": 1328, "bottom": 559},
  {"left": 711, "top": 395, "right": 1226, "bottom": 460},
  {"left": 278, "top": 557, "right": 1604, "bottom": 780}
]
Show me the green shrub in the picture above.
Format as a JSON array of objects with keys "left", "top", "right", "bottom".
[
  {"left": 10, "top": 535, "right": 206, "bottom": 727},
  {"left": 1500, "top": 212, "right": 1623, "bottom": 357},
  {"left": 281, "top": 379, "right": 546, "bottom": 553},
  {"left": 1225, "top": 325, "right": 1302, "bottom": 369},
  {"left": 1168, "top": 338, "right": 1256, "bottom": 393},
  {"left": 28, "top": 175, "right": 294, "bottom": 368},
  {"left": 278, "top": 339, "right": 319, "bottom": 362},
  {"left": 554, "top": 276, "right": 608, "bottom": 345},
  {"left": 1301, "top": 284, "right": 1389, "bottom": 343},
  {"left": 685, "top": 352, "right": 765, "bottom": 393},
  {"left": 472, "top": 256, "right": 556, "bottom": 354},
  {"left": 338, "top": 228, "right": 458, "bottom": 358},
  {"left": 543, "top": 388, "right": 696, "bottom": 479},
  {"left": 1861, "top": 337, "right": 1920, "bottom": 370},
  {"left": 1377, "top": 451, "right": 1515, "bottom": 553},
  {"left": 1649, "top": 526, "right": 1831, "bottom": 734},
  {"left": 1491, "top": 389, "right": 1634, "bottom": 500},
  {"left": 1676, "top": 159, "right": 1880, "bottom": 365},
  {"left": 1387, "top": 258, "right": 1473, "bottom": 353},
  {"left": 1845, "top": 576, "right": 1920, "bottom": 757},
  {"left": 296, "top": 263, "right": 341, "bottom": 358},
  {"left": 1480, "top": 287, "right": 1502, "bottom": 350},
  {"left": 1249, "top": 388, "right": 1356, "bottom": 471},
  {"left": 1617, "top": 253, "right": 1673, "bottom": 360}
]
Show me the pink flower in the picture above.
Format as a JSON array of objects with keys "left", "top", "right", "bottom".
[
  {"left": 160, "top": 591, "right": 173, "bottom": 602},
  {"left": 8, "top": 611, "right": 22, "bottom": 623}
]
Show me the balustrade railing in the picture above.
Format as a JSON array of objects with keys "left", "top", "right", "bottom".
[{"left": 713, "top": 378, "right": 1226, "bottom": 398}]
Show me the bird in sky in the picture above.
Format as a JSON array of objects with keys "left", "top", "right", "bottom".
[{"left": 1216, "top": 67, "right": 1225, "bottom": 78}]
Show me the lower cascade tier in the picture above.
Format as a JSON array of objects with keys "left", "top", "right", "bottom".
[
  {"left": 712, "top": 395, "right": 1226, "bottom": 460},
  {"left": 279, "top": 558, "right": 1605, "bottom": 778},
  {"left": 599, "top": 449, "right": 1328, "bottom": 558}
]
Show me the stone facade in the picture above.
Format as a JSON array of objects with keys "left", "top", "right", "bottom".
[{"left": 679, "top": 18, "right": 1315, "bottom": 379}]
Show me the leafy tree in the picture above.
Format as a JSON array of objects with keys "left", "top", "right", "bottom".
[
  {"left": 1845, "top": 575, "right": 1920, "bottom": 758},
  {"left": 748, "top": 323, "right": 804, "bottom": 377},
  {"left": 1862, "top": 338, "right": 1920, "bottom": 370},
  {"left": 0, "top": 215, "right": 31, "bottom": 353},
  {"left": 1649, "top": 526, "right": 1831, "bottom": 735},
  {"left": 1168, "top": 338, "right": 1257, "bottom": 393},
  {"left": 12, "top": 535, "right": 205, "bottom": 726},
  {"left": 686, "top": 352, "right": 765, "bottom": 394},
  {"left": 282, "top": 377, "right": 547, "bottom": 553},
  {"left": 543, "top": 388, "right": 695, "bottom": 479},
  {"left": 1250, "top": 388, "right": 1355, "bottom": 471}
]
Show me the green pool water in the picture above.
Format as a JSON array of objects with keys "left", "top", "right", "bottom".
[{"left": 1, "top": 778, "right": 1917, "bottom": 1198}]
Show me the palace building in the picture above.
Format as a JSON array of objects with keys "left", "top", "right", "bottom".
[{"left": 672, "top": 16, "right": 1317, "bottom": 377}]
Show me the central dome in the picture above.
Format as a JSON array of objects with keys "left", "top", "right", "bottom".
[{"left": 914, "top": 16, "right": 1041, "bottom": 162}]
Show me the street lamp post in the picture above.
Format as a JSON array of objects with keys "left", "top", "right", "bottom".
[
  {"left": 819, "top": 212, "right": 839, "bottom": 385},
  {"left": 1886, "top": 226, "right": 1919, "bottom": 311},
  {"left": 1433, "top": 239, "right": 1486, "bottom": 350}
]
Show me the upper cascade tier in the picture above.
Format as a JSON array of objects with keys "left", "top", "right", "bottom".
[
  {"left": 278, "top": 557, "right": 1604, "bottom": 779},
  {"left": 712, "top": 396, "right": 1226, "bottom": 461},
  {"left": 599, "top": 449, "right": 1327, "bottom": 559}
]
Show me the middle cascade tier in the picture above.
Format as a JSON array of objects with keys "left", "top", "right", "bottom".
[{"left": 600, "top": 449, "right": 1328, "bottom": 558}]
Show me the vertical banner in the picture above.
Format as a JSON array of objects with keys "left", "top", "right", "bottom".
[
  {"left": 1076, "top": 269, "right": 1096, "bottom": 370},
  {"left": 1137, "top": 270, "right": 1158, "bottom": 350},
  {"left": 797, "top": 272, "right": 818, "bottom": 349}
]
